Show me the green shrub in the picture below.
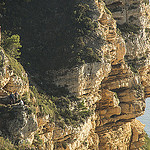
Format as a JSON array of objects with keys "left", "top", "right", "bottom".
[
  {"left": 2, "top": 31, "right": 22, "bottom": 59},
  {"left": 33, "top": 133, "right": 43, "bottom": 146},
  {"left": 62, "top": 141, "right": 67, "bottom": 149},
  {"left": 0, "top": 55, "right": 3, "bottom": 67},
  {"left": 116, "top": 28, "right": 122, "bottom": 36},
  {"left": 30, "top": 86, "right": 57, "bottom": 117},
  {"left": 16, "top": 143, "right": 35, "bottom": 150},
  {"left": 1, "top": 0, "right": 103, "bottom": 74},
  {"left": 54, "top": 142, "right": 61, "bottom": 150},
  {"left": 141, "top": 134, "right": 150, "bottom": 150},
  {"left": 68, "top": 2, "right": 101, "bottom": 66},
  {"left": 129, "top": 63, "right": 138, "bottom": 73},
  {"left": 73, "top": 3, "right": 98, "bottom": 36},
  {"left": 0, "top": 137, "right": 16, "bottom": 150},
  {"left": 53, "top": 96, "right": 91, "bottom": 127},
  {"left": 30, "top": 90, "right": 34, "bottom": 99},
  {"left": 7, "top": 55, "right": 28, "bottom": 82},
  {"left": 125, "top": 55, "right": 147, "bottom": 74},
  {"left": 54, "top": 141, "right": 67, "bottom": 150},
  {"left": 22, "top": 91, "right": 29, "bottom": 104},
  {"left": 78, "top": 100, "right": 85, "bottom": 109},
  {"left": 79, "top": 110, "right": 91, "bottom": 119},
  {"left": 28, "top": 86, "right": 92, "bottom": 128},
  {"left": 0, "top": 136, "right": 35, "bottom": 150}
]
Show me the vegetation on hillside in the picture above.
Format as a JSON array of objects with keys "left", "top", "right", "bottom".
[
  {"left": 0, "top": 136, "right": 16, "bottom": 150},
  {"left": 1, "top": 31, "right": 22, "bottom": 59},
  {"left": 0, "top": 32, "right": 27, "bottom": 82},
  {"left": 141, "top": 134, "right": 150, "bottom": 150},
  {"left": 0, "top": 0, "right": 149, "bottom": 149},
  {"left": 0, "top": 136, "right": 36, "bottom": 150},
  {"left": 0, "top": 1, "right": 94, "bottom": 133},
  {"left": 124, "top": 55, "right": 147, "bottom": 73},
  {"left": 23, "top": 86, "right": 91, "bottom": 127},
  {"left": 0, "top": 0, "right": 102, "bottom": 73}
]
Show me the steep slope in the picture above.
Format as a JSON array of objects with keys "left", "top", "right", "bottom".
[
  {"left": 0, "top": 47, "right": 38, "bottom": 145},
  {"left": 0, "top": 0, "right": 150, "bottom": 149}
]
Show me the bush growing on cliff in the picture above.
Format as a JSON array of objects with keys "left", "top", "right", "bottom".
[
  {"left": 32, "top": 132, "right": 43, "bottom": 148},
  {"left": 1, "top": 0, "right": 103, "bottom": 73},
  {"left": 53, "top": 96, "right": 92, "bottom": 127},
  {"left": 0, "top": 137, "right": 15, "bottom": 150},
  {"left": 2, "top": 31, "right": 22, "bottom": 59},
  {"left": 72, "top": 3, "right": 98, "bottom": 36},
  {"left": 8, "top": 56, "right": 28, "bottom": 81},
  {"left": 145, "top": 28, "right": 150, "bottom": 34},
  {"left": 54, "top": 141, "right": 67, "bottom": 150},
  {"left": 0, "top": 136, "right": 36, "bottom": 150},
  {"left": 125, "top": 55, "right": 147, "bottom": 74},
  {"left": 70, "top": 2, "right": 101, "bottom": 65},
  {"left": 29, "top": 86, "right": 57, "bottom": 117},
  {"left": 141, "top": 134, "right": 150, "bottom": 150},
  {"left": 29, "top": 86, "right": 91, "bottom": 127},
  {"left": 104, "top": 6, "right": 112, "bottom": 16}
]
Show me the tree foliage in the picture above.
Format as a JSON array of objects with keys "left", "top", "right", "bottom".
[{"left": 1, "top": 31, "right": 22, "bottom": 58}]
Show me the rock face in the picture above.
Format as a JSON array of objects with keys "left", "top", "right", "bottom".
[
  {"left": 0, "top": 48, "right": 37, "bottom": 145},
  {"left": 44, "top": 0, "right": 149, "bottom": 149},
  {"left": 0, "top": 47, "right": 29, "bottom": 97},
  {"left": 0, "top": 105, "right": 37, "bottom": 144},
  {"left": 0, "top": 0, "right": 150, "bottom": 150}
]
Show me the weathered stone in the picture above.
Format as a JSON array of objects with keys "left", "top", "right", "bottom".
[
  {"left": 130, "top": 119, "right": 145, "bottom": 150},
  {"left": 0, "top": 48, "right": 29, "bottom": 97},
  {"left": 0, "top": 0, "right": 150, "bottom": 149},
  {"left": 96, "top": 122, "right": 132, "bottom": 150},
  {"left": 0, "top": 105, "right": 37, "bottom": 144}
]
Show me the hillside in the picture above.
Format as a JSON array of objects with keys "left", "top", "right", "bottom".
[{"left": 0, "top": 0, "right": 150, "bottom": 149}]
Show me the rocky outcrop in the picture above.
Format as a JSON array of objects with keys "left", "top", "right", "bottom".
[
  {"left": 42, "top": 0, "right": 148, "bottom": 149},
  {"left": 0, "top": 0, "right": 150, "bottom": 149},
  {"left": 104, "top": 0, "right": 150, "bottom": 97},
  {"left": 0, "top": 47, "right": 29, "bottom": 97},
  {"left": 0, "top": 104, "right": 37, "bottom": 145},
  {"left": 0, "top": 47, "right": 36, "bottom": 145}
]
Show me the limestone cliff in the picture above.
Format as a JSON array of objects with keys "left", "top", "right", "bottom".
[
  {"left": 46, "top": 0, "right": 148, "bottom": 149},
  {"left": 0, "top": 47, "right": 38, "bottom": 146},
  {"left": 0, "top": 0, "right": 150, "bottom": 150}
]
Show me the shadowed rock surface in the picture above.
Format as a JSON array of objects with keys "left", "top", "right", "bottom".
[{"left": 0, "top": 0, "right": 150, "bottom": 149}]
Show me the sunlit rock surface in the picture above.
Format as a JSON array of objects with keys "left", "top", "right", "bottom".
[{"left": 0, "top": 0, "right": 150, "bottom": 149}]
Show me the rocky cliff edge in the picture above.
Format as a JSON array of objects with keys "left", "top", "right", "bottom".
[{"left": 0, "top": 0, "right": 150, "bottom": 149}]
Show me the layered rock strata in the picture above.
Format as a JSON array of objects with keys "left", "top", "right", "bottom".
[
  {"left": 36, "top": 1, "right": 149, "bottom": 149},
  {"left": 42, "top": 0, "right": 148, "bottom": 149},
  {"left": 0, "top": 0, "right": 150, "bottom": 149},
  {"left": 0, "top": 48, "right": 37, "bottom": 145},
  {"left": 0, "top": 47, "right": 29, "bottom": 97}
]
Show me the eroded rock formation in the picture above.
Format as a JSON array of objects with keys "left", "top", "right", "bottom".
[
  {"left": 0, "top": 0, "right": 150, "bottom": 150},
  {"left": 0, "top": 47, "right": 37, "bottom": 145},
  {"left": 46, "top": 0, "right": 149, "bottom": 149}
]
